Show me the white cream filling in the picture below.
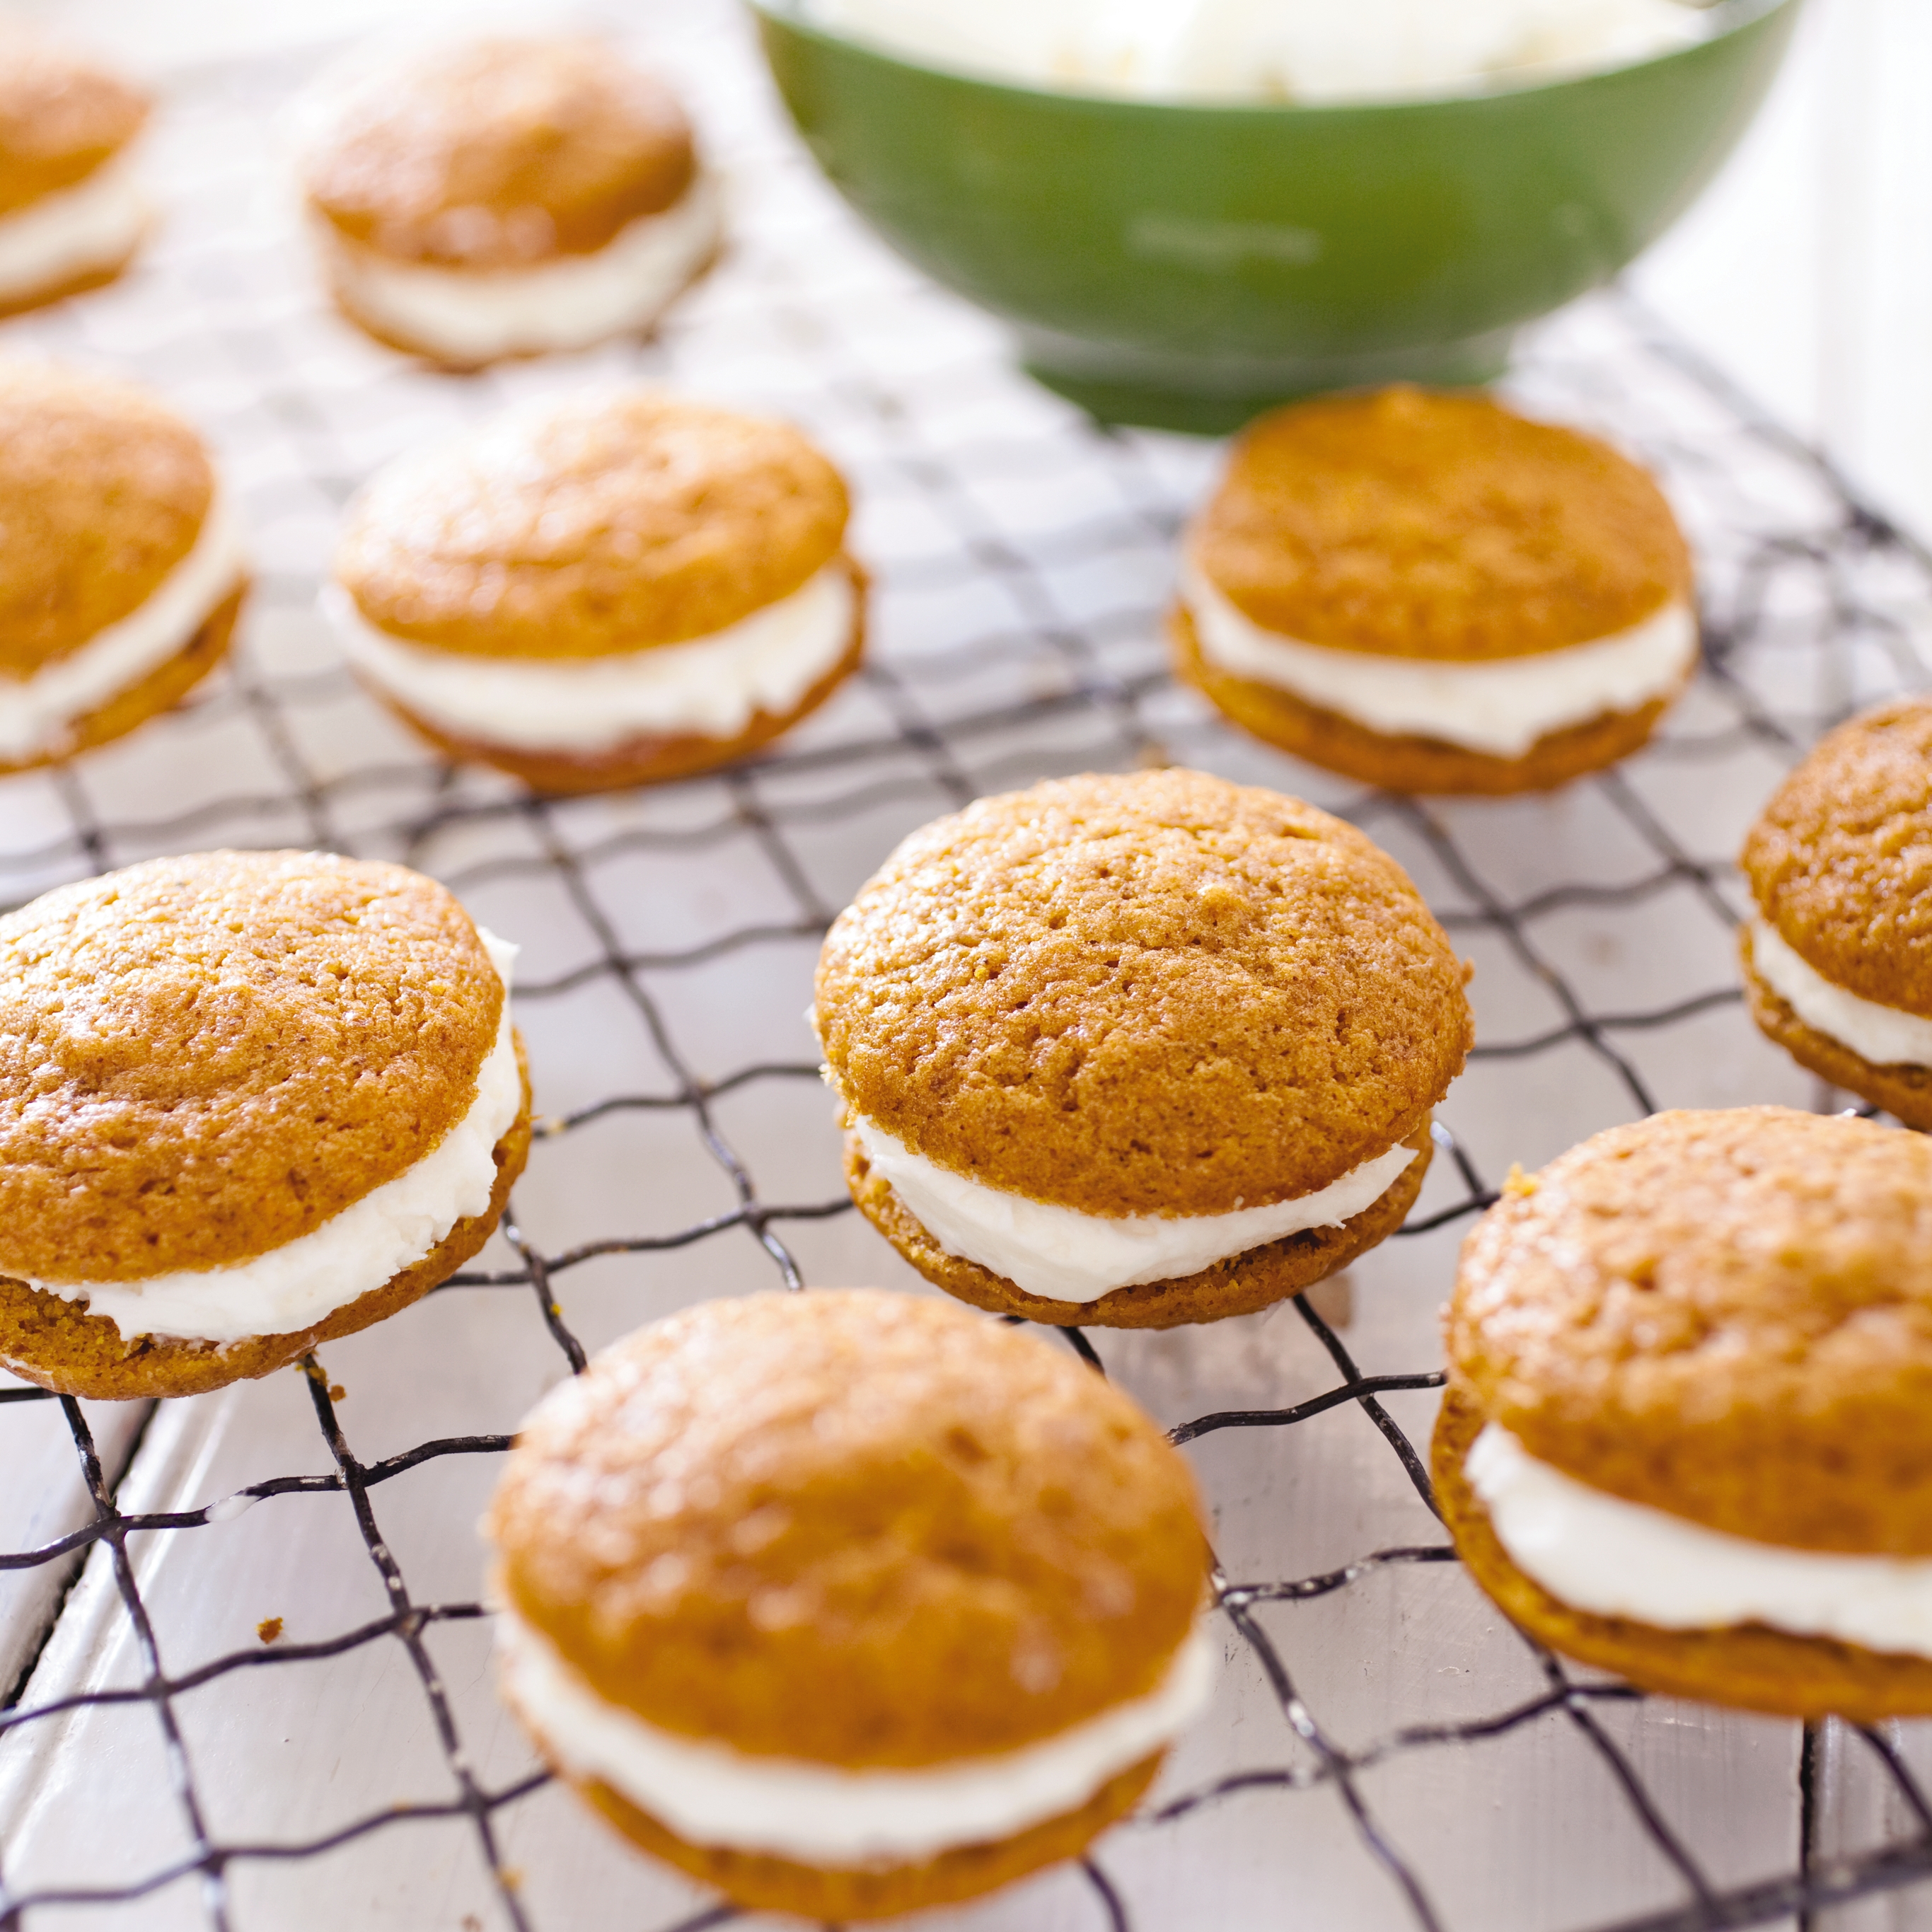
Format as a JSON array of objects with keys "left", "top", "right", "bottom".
[
  {"left": 30, "top": 932, "right": 522, "bottom": 1346},
  {"left": 804, "top": 0, "right": 1705, "bottom": 103},
  {"left": 0, "top": 149, "right": 148, "bottom": 301},
  {"left": 1747, "top": 915, "right": 1932, "bottom": 1070},
  {"left": 1181, "top": 558, "right": 1697, "bottom": 760},
  {"left": 497, "top": 1607, "right": 1214, "bottom": 1864},
  {"left": 851, "top": 1112, "right": 1419, "bottom": 1304},
  {"left": 1468, "top": 1422, "right": 1932, "bottom": 1660},
  {"left": 0, "top": 487, "right": 247, "bottom": 764},
  {"left": 325, "top": 560, "right": 856, "bottom": 753},
  {"left": 320, "top": 171, "right": 722, "bottom": 361}
]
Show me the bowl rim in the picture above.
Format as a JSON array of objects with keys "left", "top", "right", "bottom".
[{"left": 747, "top": 0, "right": 1798, "bottom": 117}]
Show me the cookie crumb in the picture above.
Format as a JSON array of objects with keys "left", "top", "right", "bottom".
[
  {"left": 257, "top": 1617, "right": 283, "bottom": 1644},
  {"left": 1502, "top": 1164, "right": 1538, "bottom": 1198},
  {"left": 328, "top": 1382, "right": 347, "bottom": 1403}
]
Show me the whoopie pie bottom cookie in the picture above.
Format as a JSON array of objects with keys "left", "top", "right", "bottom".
[
  {"left": 0, "top": 1051, "right": 529, "bottom": 1401},
  {"left": 368, "top": 615, "right": 863, "bottom": 794},
  {"left": 845, "top": 1119, "right": 1435, "bottom": 1329},
  {"left": 1172, "top": 608, "right": 1684, "bottom": 797},
  {"left": 0, "top": 581, "right": 245, "bottom": 777}
]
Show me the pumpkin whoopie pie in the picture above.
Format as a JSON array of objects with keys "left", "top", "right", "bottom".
[
  {"left": 326, "top": 388, "right": 862, "bottom": 792},
  {"left": 0, "top": 850, "right": 531, "bottom": 1401},
  {"left": 1740, "top": 698, "right": 1932, "bottom": 1128},
  {"left": 0, "top": 27, "right": 150, "bottom": 317},
  {"left": 1437, "top": 1106, "right": 1932, "bottom": 1722},
  {"left": 0, "top": 361, "right": 247, "bottom": 773},
  {"left": 816, "top": 768, "right": 1472, "bottom": 1328},
  {"left": 300, "top": 36, "right": 720, "bottom": 367},
  {"left": 1173, "top": 386, "right": 1698, "bottom": 794},
  {"left": 486, "top": 1289, "right": 1211, "bottom": 1921}
]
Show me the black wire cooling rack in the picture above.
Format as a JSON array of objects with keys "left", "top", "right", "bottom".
[{"left": 4, "top": 9, "right": 1932, "bottom": 1931}]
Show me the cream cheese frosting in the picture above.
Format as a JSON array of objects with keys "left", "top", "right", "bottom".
[
  {"left": 1747, "top": 915, "right": 1932, "bottom": 1070},
  {"left": 319, "top": 171, "right": 722, "bottom": 363},
  {"left": 1181, "top": 557, "right": 1698, "bottom": 760},
  {"left": 0, "top": 149, "right": 147, "bottom": 303},
  {"left": 497, "top": 1607, "right": 1215, "bottom": 1863},
  {"left": 326, "top": 560, "right": 856, "bottom": 752},
  {"left": 31, "top": 931, "right": 521, "bottom": 1345},
  {"left": 850, "top": 1112, "right": 1420, "bottom": 1303},
  {"left": 0, "top": 486, "right": 247, "bottom": 765},
  {"left": 1467, "top": 1421, "right": 1932, "bottom": 1660},
  {"left": 804, "top": 0, "right": 1703, "bottom": 102}
]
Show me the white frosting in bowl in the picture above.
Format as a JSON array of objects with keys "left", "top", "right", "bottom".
[
  {"left": 0, "top": 487, "right": 248, "bottom": 765},
  {"left": 1747, "top": 915, "right": 1932, "bottom": 1070},
  {"left": 851, "top": 1111, "right": 1420, "bottom": 1303},
  {"left": 1467, "top": 1421, "right": 1932, "bottom": 1660},
  {"left": 800, "top": 0, "right": 1705, "bottom": 103},
  {"left": 30, "top": 932, "right": 522, "bottom": 1345},
  {"left": 1181, "top": 558, "right": 1696, "bottom": 760},
  {"left": 0, "top": 149, "right": 148, "bottom": 302},
  {"left": 497, "top": 1607, "right": 1215, "bottom": 1863},
  {"left": 326, "top": 560, "right": 857, "bottom": 753},
  {"left": 319, "top": 171, "right": 722, "bottom": 362}
]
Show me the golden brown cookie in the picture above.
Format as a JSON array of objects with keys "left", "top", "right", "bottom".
[
  {"left": 1175, "top": 386, "right": 1696, "bottom": 794},
  {"left": 0, "top": 28, "right": 149, "bottom": 313},
  {"left": 301, "top": 38, "right": 716, "bottom": 364},
  {"left": 1739, "top": 699, "right": 1932, "bottom": 1122},
  {"left": 1436, "top": 1106, "right": 1932, "bottom": 1719},
  {"left": 0, "top": 361, "right": 245, "bottom": 763},
  {"left": 0, "top": 361, "right": 212, "bottom": 670},
  {"left": 338, "top": 391, "right": 846, "bottom": 656},
  {"left": 815, "top": 769, "right": 1471, "bottom": 1325},
  {"left": 0, "top": 850, "right": 531, "bottom": 1400},
  {"left": 329, "top": 391, "right": 862, "bottom": 792},
  {"left": 305, "top": 38, "right": 693, "bottom": 265},
  {"left": 0, "top": 29, "right": 148, "bottom": 216},
  {"left": 486, "top": 1289, "right": 1210, "bottom": 1919}
]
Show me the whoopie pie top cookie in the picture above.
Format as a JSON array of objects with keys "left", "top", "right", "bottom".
[
  {"left": 326, "top": 388, "right": 862, "bottom": 792},
  {"left": 0, "top": 359, "right": 247, "bottom": 771},
  {"left": 301, "top": 37, "right": 719, "bottom": 366},
  {"left": 0, "top": 850, "right": 530, "bottom": 1401},
  {"left": 1174, "top": 386, "right": 1697, "bottom": 793},
  {"left": 1740, "top": 698, "right": 1932, "bottom": 1127},
  {"left": 817, "top": 768, "right": 1471, "bottom": 1327},
  {"left": 0, "top": 27, "right": 150, "bottom": 316},
  {"left": 487, "top": 1288, "right": 1210, "bottom": 1920},
  {"left": 1436, "top": 1106, "right": 1932, "bottom": 1720}
]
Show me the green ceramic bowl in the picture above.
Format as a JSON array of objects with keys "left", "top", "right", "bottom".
[{"left": 751, "top": 0, "right": 1800, "bottom": 430}]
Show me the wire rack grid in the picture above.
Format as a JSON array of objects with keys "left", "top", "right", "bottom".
[{"left": 3, "top": 6, "right": 1932, "bottom": 1930}]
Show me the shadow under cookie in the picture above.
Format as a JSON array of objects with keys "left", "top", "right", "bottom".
[
  {"left": 361, "top": 614, "right": 863, "bottom": 794},
  {"left": 0, "top": 579, "right": 245, "bottom": 778},
  {"left": 1741, "top": 932, "right": 1932, "bottom": 1130},
  {"left": 845, "top": 1121, "right": 1433, "bottom": 1330},
  {"left": 0, "top": 1048, "right": 531, "bottom": 1401},
  {"left": 1172, "top": 607, "right": 1679, "bottom": 797},
  {"left": 1431, "top": 1381, "right": 1932, "bottom": 1723}
]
